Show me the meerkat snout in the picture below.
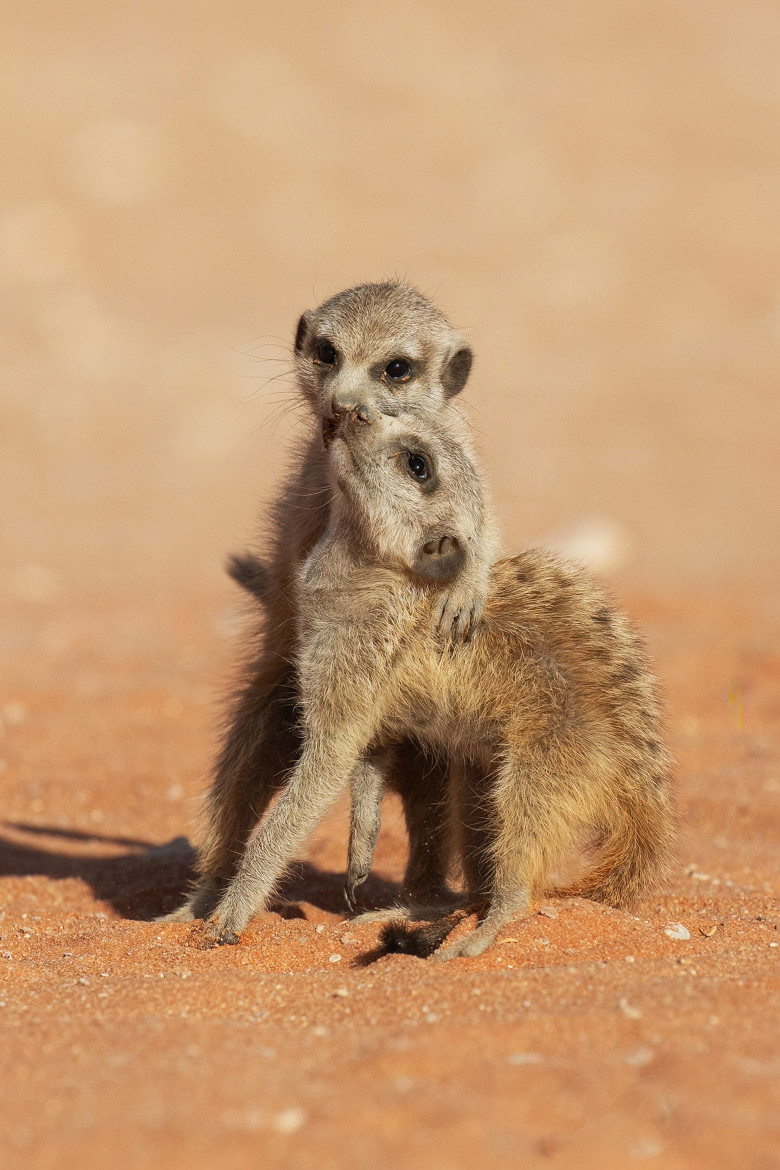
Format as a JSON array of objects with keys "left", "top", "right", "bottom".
[
  {"left": 323, "top": 401, "right": 379, "bottom": 451},
  {"left": 329, "top": 399, "right": 376, "bottom": 425}
]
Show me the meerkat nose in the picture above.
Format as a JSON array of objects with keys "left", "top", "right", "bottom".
[{"left": 331, "top": 398, "right": 376, "bottom": 425}]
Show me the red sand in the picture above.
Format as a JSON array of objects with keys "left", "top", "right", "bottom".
[{"left": 1, "top": 587, "right": 777, "bottom": 1170}]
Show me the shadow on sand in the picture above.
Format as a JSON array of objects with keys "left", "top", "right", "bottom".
[{"left": 0, "top": 821, "right": 402, "bottom": 922}]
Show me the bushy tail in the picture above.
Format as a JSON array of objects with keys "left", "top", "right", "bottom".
[{"left": 562, "top": 781, "right": 675, "bottom": 908}]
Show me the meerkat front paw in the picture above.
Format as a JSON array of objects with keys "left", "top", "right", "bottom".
[
  {"left": 435, "top": 574, "right": 488, "bottom": 643},
  {"left": 203, "top": 917, "right": 241, "bottom": 948},
  {"left": 344, "top": 867, "right": 370, "bottom": 913}
]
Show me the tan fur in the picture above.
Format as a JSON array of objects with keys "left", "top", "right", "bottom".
[
  {"left": 205, "top": 409, "right": 674, "bottom": 956},
  {"left": 160, "top": 282, "right": 498, "bottom": 922}
]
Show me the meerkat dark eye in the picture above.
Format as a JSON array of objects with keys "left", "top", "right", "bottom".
[
  {"left": 407, "top": 452, "right": 429, "bottom": 481},
  {"left": 315, "top": 341, "right": 337, "bottom": 365},
  {"left": 386, "top": 359, "right": 411, "bottom": 382}
]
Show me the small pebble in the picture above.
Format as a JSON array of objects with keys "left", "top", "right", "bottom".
[
  {"left": 333, "top": 987, "right": 348, "bottom": 998},
  {"left": 664, "top": 923, "right": 690, "bottom": 941},
  {"left": 619, "top": 997, "right": 642, "bottom": 1020},
  {"left": 328, "top": 953, "right": 341, "bottom": 964},
  {"left": 538, "top": 906, "right": 558, "bottom": 919},
  {"left": 315, "top": 924, "right": 324, "bottom": 934}
]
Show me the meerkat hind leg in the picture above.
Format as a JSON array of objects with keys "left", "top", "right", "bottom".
[
  {"left": 349, "top": 747, "right": 465, "bottom": 922},
  {"left": 434, "top": 889, "right": 530, "bottom": 960},
  {"left": 345, "top": 757, "right": 385, "bottom": 912},
  {"left": 163, "top": 671, "right": 301, "bottom": 926},
  {"left": 156, "top": 879, "right": 222, "bottom": 924},
  {"left": 435, "top": 754, "right": 564, "bottom": 960},
  {"left": 394, "top": 744, "right": 458, "bottom": 904}
]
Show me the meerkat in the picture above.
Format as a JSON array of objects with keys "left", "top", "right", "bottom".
[
  {"left": 226, "top": 549, "right": 454, "bottom": 914},
  {"left": 204, "top": 406, "right": 674, "bottom": 955},
  {"left": 162, "top": 282, "right": 499, "bottom": 922}
]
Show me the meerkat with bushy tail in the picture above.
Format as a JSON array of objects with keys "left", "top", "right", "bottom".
[
  {"left": 205, "top": 406, "right": 674, "bottom": 955},
  {"left": 161, "top": 282, "right": 498, "bottom": 922}
]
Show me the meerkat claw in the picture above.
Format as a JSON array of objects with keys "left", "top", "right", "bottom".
[
  {"left": 344, "top": 869, "right": 369, "bottom": 913},
  {"left": 204, "top": 918, "right": 240, "bottom": 948}
]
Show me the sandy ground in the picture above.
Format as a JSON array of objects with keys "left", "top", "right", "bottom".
[
  {"left": 0, "top": 585, "right": 778, "bottom": 1169},
  {"left": 1, "top": 3, "right": 779, "bottom": 1168}
]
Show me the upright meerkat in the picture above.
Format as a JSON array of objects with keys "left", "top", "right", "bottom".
[
  {"left": 163, "top": 282, "right": 498, "bottom": 921},
  {"left": 205, "top": 406, "right": 674, "bottom": 955}
]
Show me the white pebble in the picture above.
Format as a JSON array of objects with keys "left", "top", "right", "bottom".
[
  {"left": 328, "top": 953, "right": 341, "bottom": 963},
  {"left": 664, "top": 923, "right": 690, "bottom": 940},
  {"left": 619, "top": 997, "right": 642, "bottom": 1019}
]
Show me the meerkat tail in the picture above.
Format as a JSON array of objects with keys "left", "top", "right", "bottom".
[
  {"left": 555, "top": 784, "right": 675, "bottom": 908},
  {"left": 587, "top": 795, "right": 675, "bottom": 908},
  {"left": 379, "top": 910, "right": 464, "bottom": 958},
  {"left": 226, "top": 552, "right": 269, "bottom": 602}
]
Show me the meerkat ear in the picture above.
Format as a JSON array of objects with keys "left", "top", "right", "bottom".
[
  {"left": 294, "top": 312, "right": 311, "bottom": 354},
  {"left": 441, "top": 346, "right": 473, "bottom": 398},
  {"left": 412, "top": 534, "right": 467, "bottom": 582}
]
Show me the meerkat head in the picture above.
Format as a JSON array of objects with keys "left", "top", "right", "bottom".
[
  {"left": 292, "top": 282, "right": 473, "bottom": 431},
  {"left": 325, "top": 407, "right": 483, "bottom": 584}
]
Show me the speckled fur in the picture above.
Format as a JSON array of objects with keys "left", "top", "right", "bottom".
[
  {"left": 206, "top": 411, "right": 674, "bottom": 955},
  {"left": 160, "top": 282, "right": 497, "bottom": 923}
]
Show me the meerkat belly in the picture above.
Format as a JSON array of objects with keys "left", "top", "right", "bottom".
[{"left": 376, "top": 636, "right": 504, "bottom": 756}]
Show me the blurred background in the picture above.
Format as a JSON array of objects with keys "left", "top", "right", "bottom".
[{"left": 3, "top": 0, "right": 780, "bottom": 613}]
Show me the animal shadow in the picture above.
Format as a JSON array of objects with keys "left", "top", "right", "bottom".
[{"left": 0, "top": 821, "right": 402, "bottom": 921}]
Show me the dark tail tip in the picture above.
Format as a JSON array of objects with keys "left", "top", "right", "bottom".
[
  {"left": 379, "top": 913, "right": 461, "bottom": 959},
  {"left": 226, "top": 552, "right": 269, "bottom": 603}
]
